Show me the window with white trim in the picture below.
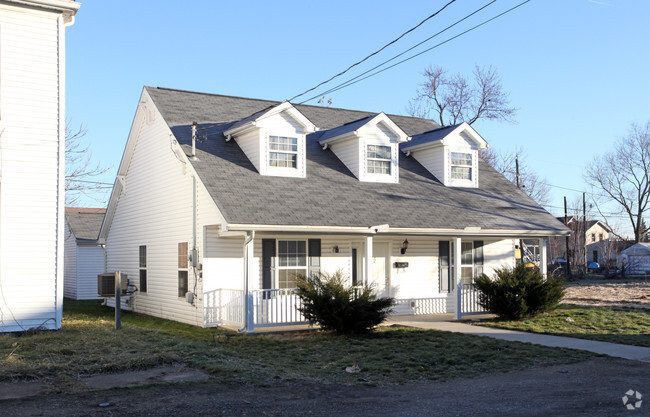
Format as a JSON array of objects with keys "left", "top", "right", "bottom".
[
  {"left": 450, "top": 152, "right": 472, "bottom": 180},
  {"left": 366, "top": 144, "right": 391, "bottom": 175},
  {"left": 269, "top": 135, "right": 298, "bottom": 168},
  {"left": 277, "top": 240, "right": 307, "bottom": 289}
]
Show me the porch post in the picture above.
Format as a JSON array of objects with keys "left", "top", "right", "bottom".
[
  {"left": 539, "top": 237, "right": 547, "bottom": 277},
  {"left": 365, "top": 235, "right": 373, "bottom": 286},
  {"left": 453, "top": 237, "right": 462, "bottom": 319}
]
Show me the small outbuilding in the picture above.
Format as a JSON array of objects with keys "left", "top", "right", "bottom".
[
  {"left": 64, "top": 208, "right": 106, "bottom": 300},
  {"left": 620, "top": 243, "right": 650, "bottom": 275}
]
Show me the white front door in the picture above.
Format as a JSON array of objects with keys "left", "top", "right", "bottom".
[{"left": 372, "top": 242, "right": 390, "bottom": 297}]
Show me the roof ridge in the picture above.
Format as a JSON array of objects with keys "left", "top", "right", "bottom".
[{"left": 148, "top": 86, "right": 438, "bottom": 126}]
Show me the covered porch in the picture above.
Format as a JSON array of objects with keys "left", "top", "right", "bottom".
[{"left": 201, "top": 225, "right": 550, "bottom": 332}]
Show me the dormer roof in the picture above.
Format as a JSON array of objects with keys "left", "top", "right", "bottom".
[
  {"left": 401, "top": 122, "right": 487, "bottom": 152},
  {"left": 224, "top": 101, "right": 316, "bottom": 138},
  {"left": 317, "top": 113, "right": 410, "bottom": 146}
]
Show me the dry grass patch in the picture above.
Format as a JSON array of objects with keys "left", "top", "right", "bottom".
[{"left": 0, "top": 301, "right": 594, "bottom": 387}]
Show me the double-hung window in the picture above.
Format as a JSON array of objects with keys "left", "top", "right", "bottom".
[
  {"left": 178, "top": 242, "right": 189, "bottom": 298},
  {"left": 269, "top": 135, "right": 298, "bottom": 168},
  {"left": 139, "top": 245, "right": 147, "bottom": 293},
  {"left": 366, "top": 144, "right": 391, "bottom": 175},
  {"left": 450, "top": 152, "right": 472, "bottom": 180},
  {"left": 277, "top": 240, "right": 307, "bottom": 289}
]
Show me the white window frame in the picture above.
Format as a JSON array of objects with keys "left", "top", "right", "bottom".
[
  {"left": 268, "top": 135, "right": 298, "bottom": 169},
  {"left": 450, "top": 151, "right": 472, "bottom": 181},
  {"left": 276, "top": 239, "right": 308, "bottom": 289},
  {"left": 366, "top": 144, "right": 392, "bottom": 175}
]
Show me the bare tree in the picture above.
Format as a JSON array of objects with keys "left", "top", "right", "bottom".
[
  {"left": 65, "top": 123, "right": 111, "bottom": 206},
  {"left": 480, "top": 147, "right": 551, "bottom": 207},
  {"left": 407, "top": 65, "right": 517, "bottom": 126},
  {"left": 584, "top": 121, "right": 650, "bottom": 243}
]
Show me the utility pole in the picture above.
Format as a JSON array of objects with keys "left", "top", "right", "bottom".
[
  {"left": 515, "top": 155, "right": 521, "bottom": 189},
  {"left": 564, "top": 196, "right": 572, "bottom": 277},
  {"left": 583, "top": 192, "right": 587, "bottom": 272}
]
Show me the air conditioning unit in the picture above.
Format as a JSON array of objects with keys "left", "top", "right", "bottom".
[{"left": 97, "top": 272, "right": 128, "bottom": 297}]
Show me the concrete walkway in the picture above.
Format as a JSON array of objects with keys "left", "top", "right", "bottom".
[{"left": 388, "top": 316, "right": 650, "bottom": 363}]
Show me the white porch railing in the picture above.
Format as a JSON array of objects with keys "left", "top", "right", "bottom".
[
  {"left": 204, "top": 288, "right": 245, "bottom": 328},
  {"left": 252, "top": 288, "right": 308, "bottom": 328},
  {"left": 455, "top": 283, "right": 487, "bottom": 320}
]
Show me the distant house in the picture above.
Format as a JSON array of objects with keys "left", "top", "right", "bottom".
[
  {"left": 99, "top": 87, "right": 569, "bottom": 331},
  {"left": 0, "top": 1, "right": 80, "bottom": 332},
  {"left": 64, "top": 208, "right": 106, "bottom": 300},
  {"left": 549, "top": 217, "right": 614, "bottom": 267}
]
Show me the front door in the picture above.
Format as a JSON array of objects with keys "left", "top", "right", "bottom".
[{"left": 372, "top": 242, "right": 390, "bottom": 297}]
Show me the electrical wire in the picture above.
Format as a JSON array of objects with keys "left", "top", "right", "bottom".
[
  {"left": 287, "top": 0, "right": 458, "bottom": 102},
  {"left": 301, "top": 0, "right": 531, "bottom": 103},
  {"left": 299, "top": 0, "right": 498, "bottom": 104}
]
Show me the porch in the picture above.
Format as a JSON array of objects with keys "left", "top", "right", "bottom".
[{"left": 203, "top": 283, "right": 489, "bottom": 332}]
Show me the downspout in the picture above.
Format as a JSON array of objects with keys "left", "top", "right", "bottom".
[{"left": 237, "top": 230, "right": 255, "bottom": 333}]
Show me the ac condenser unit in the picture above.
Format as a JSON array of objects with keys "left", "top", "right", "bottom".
[{"left": 97, "top": 272, "right": 128, "bottom": 297}]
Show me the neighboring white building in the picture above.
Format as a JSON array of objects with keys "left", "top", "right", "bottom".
[
  {"left": 99, "top": 87, "right": 569, "bottom": 332},
  {"left": 64, "top": 208, "right": 106, "bottom": 300},
  {"left": 621, "top": 243, "right": 650, "bottom": 275},
  {"left": 0, "top": 0, "right": 80, "bottom": 332}
]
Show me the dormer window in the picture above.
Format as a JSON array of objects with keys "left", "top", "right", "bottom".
[
  {"left": 367, "top": 145, "right": 392, "bottom": 175},
  {"left": 223, "top": 101, "right": 316, "bottom": 178},
  {"left": 269, "top": 135, "right": 298, "bottom": 168},
  {"left": 450, "top": 152, "right": 472, "bottom": 180}
]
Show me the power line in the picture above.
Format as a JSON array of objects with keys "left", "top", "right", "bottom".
[
  {"left": 301, "top": 0, "right": 532, "bottom": 103},
  {"left": 300, "top": 0, "right": 498, "bottom": 104},
  {"left": 287, "top": 0, "right": 458, "bottom": 102}
]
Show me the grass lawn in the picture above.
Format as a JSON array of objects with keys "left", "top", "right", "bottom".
[
  {"left": 0, "top": 300, "right": 593, "bottom": 387},
  {"left": 474, "top": 305, "right": 650, "bottom": 347}
]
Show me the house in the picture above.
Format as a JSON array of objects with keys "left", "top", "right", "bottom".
[
  {"left": 64, "top": 208, "right": 106, "bottom": 300},
  {"left": 98, "top": 86, "right": 569, "bottom": 331},
  {"left": 0, "top": 0, "right": 80, "bottom": 332},
  {"left": 549, "top": 217, "right": 614, "bottom": 267},
  {"left": 620, "top": 243, "right": 650, "bottom": 275}
]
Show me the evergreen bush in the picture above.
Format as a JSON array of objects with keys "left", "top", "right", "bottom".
[
  {"left": 474, "top": 265, "right": 564, "bottom": 320},
  {"left": 295, "top": 271, "right": 394, "bottom": 334}
]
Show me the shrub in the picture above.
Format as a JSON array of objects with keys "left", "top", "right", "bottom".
[
  {"left": 474, "top": 265, "right": 564, "bottom": 320},
  {"left": 295, "top": 271, "right": 394, "bottom": 334}
]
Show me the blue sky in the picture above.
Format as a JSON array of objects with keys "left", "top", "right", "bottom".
[{"left": 66, "top": 0, "right": 650, "bottom": 237}]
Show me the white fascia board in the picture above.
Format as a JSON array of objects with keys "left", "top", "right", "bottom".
[
  {"left": 98, "top": 88, "right": 150, "bottom": 242},
  {"left": 401, "top": 122, "right": 488, "bottom": 153},
  {"left": 401, "top": 138, "right": 445, "bottom": 153},
  {"left": 364, "top": 113, "right": 410, "bottom": 143},
  {"left": 7, "top": 0, "right": 81, "bottom": 13},
  {"left": 223, "top": 223, "right": 569, "bottom": 237},
  {"left": 224, "top": 102, "right": 317, "bottom": 138},
  {"left": 455, "top": 122, "right": 488, "bottom": 149},
  {"left": 318, "top": 131, "right": 358, "bottom": 146}
]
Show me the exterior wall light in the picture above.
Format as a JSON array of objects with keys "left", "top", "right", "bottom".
[
  {"left": 401, "top": 239, "right": 409, "bottom": 255},
  {"left": 333, "top": 245, "right": 339, "bottom": 253}
]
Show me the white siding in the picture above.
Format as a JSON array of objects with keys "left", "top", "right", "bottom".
[
  {"left": 105, "top": 91, "right": 222, "bottom": 326},
  {"left": 483, "top": 239, "right": 515, "bottom": 276},
  {"left": 410, "top": 148, "right": 445, "bottom": 183},
  {"left": 233, "top": 129, "right": 261, "bottom": 172},
  {"left": 63, "top": 223, "right": 77, "bottom": 299},
  {"left": 330, "top": 138, "right": 360, "bottom": 178},
  {"left": 203, "top": 227, "right": 244, "bottom": 292},
  {"left": 0, "top": 5, "right": 69, "bottom": 332},
  {"left": 75, "top": 245, "right": 104, "bottom": 300}
]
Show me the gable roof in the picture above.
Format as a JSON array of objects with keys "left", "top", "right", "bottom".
[
  {"left": 402, "top": 122, "right": 487, "bottom": 152},
  {"left": 622, "top": 242, "right": 650, "bottom": 256},
  {"left": 143, "top": 86, "right": 568, "bottom": 236},
  {"left": 65, "top": 208, "right": 106, "bottom": 243},
  {"left": 318, "top": 113, "right": 409, "bottom": 145},
  {"left": 557, "top": 217, "right": 612, "bottom": 234}
]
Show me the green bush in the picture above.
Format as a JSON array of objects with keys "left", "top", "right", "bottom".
[
  {"left": 295, "top": 271, "right": 394, "bottom": 334},
  {"left": 474, "top": 265, "right": 564, "bottom": 320}
]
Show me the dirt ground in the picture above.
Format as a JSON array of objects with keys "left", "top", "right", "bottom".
[
  {"left": 1, "top": 357, "right": 649, "bottom": 416},
  {"left": 563, "top": 280, "right": 650, "bottom": 309}
]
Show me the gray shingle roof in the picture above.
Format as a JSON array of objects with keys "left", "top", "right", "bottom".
[
  {"left": 317, "top": 114, "right": 376, "bottom": 142},
  {"left": 65, "top": 208, "right": 105, "bottom": 243},
  {"left": 146, "top": 87, "right": 567, "bottom": 235},
  {"left": 404, "top": 123, "right": 461, "bottom": 149}
]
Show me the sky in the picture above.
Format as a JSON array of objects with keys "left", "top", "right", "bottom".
[{"left": 65, "top": 0, "right": 650, "bottom": 238}]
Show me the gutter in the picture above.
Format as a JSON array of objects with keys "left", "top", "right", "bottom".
[
  {"left": 237, "top": 230, "right": 255, "bottom": 333},
  {"left": 224, "top": 223, "right": 570, "bottom": 238}
]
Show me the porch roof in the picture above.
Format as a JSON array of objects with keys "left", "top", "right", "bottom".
[{"left": 147, "top": 87, "right": 569, "bottom": 237}]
